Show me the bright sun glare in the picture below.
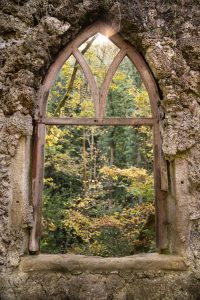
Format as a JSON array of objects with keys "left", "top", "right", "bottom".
[{"left": 94, "top": 33, "right": 109, "bottom": 44}]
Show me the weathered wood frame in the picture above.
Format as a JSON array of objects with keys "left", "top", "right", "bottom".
[{"left": 29, "top": 21, "right": 168, "bottom": 253}]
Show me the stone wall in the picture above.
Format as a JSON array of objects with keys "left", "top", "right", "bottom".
[{"left": 0, "top": 0, "right": 200, "bottom": 299}]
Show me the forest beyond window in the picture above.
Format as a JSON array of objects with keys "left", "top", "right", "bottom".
[{"left": 41, "top": 125, "right": 155, "bottom": 256}]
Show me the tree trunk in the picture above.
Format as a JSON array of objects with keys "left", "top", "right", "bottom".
[{"left": 55, "top": 36, "right": 96, "bottom": 116}]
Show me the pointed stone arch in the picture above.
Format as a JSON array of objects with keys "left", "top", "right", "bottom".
[{"left": 29, "top": 21, "right": 168, "bottom": 253}]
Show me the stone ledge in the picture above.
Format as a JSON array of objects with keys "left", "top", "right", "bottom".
[{"left": 19, "top": 253, "right": 188, "bottom": 273}]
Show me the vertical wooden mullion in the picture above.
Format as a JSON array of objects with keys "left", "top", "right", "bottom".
[
  {"left": 153, "top": 122, "right": 168, "bottom": 251},
  {"left": 29, "top": 123, "right": 46, "bottom": 253},
  {"left": 73, "top": 49, "right": 100, "bottom": 118},
  {"left": 99, "top": 50, "right": 126, "bottom": 118}
]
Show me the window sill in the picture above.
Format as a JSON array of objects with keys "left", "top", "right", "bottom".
[{"left": 19, "top": 253, "right": 188, "bottom": 273}]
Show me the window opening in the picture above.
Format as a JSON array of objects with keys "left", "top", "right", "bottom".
[
  {"left": 47, "top": 55, "right": 95, "bottom": 118},
  {"left": 41, "top": 125, "right": 155, "bottom": 256},
  {"left": 78, "top": 33, "right": 120, "bottom": 88},
  {"left": 105, "top": 56, "right": 152, "bottom": 118},
  {"left": 29, "top": 22, "right": 168, "bottom": 254}
]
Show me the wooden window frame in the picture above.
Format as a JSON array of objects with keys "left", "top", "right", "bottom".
[{"left": 29, "top": 21, "right": 168, "bottom": 254}]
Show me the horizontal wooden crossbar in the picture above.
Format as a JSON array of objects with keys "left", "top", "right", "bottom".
[{"left": 40, "top": 117, "right": 154, "bottom": 126}]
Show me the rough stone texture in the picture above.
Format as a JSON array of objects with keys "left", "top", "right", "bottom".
[
  {"left": 0, "top": 0, "right": 200, "bottom": 299},
  {"left": 1, "top": 269, "right": 200, "bottom": 300},
  {"left": 0, "top": 111, "right": 32, "bottom": 269},
  {"left": 19, "top": 253, "right": 188, "bottom": 273}
]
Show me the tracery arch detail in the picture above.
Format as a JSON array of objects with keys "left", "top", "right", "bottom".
[{"left": 29, "top": 21, "right": 167, "bottom": 254}]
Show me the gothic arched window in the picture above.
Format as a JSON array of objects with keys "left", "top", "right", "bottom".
[{"left": 29, "top": 22, "right": 167, "bottom": 255}]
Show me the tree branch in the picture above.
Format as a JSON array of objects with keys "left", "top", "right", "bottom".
[{"left": 54, "top": 35, "right": 97, "bottom": 116}]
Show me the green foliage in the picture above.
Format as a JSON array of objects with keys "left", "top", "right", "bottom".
[
  {"left": 106, "top": 56, "right": 151, "bottom": 118},
  {"left": 48, "top": 55, "right": 94, "bottom": 117},
  {"left": 41, "top": 124, "right": 155, "bottom": 256},
  {"left": 100, "top": 166, "right": 154, "bottom": 202}
]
